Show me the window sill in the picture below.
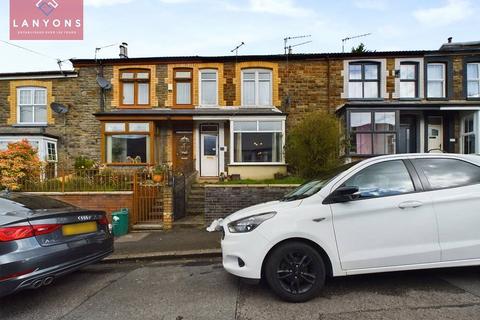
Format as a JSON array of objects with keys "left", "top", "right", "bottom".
[
  {"left": 397, "top": 98, "right": 422, "bottom": 101},
  {"left": 117, "top": 105, "right": 153, "bottom": 109},
  {"left": 346, "top": 98, "right": 384, "bottom": 102},
  {"left": 172, "top": 105, "right": 195, "bottom": 109},
  {"left": 12, "top": 123, "right": 48, "bottom": 127},
  {"left": 425, "top": 98, "right": 449, "bottom": 101},
  {"left": 228, "top": 162, "right": 286, "bottom": 166}
]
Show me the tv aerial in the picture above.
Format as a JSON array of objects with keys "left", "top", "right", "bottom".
[
  {"left": 50, "top": 102, "right": 69, "bottom": 114},
  {"left": 284, "top": 35, "right": 312, "bottom": 54},
  {"left": 97, "top": 76, "right": 112, "bottom": 90},
  {"left": 341, "top": 33, "right": 372, "bottom": 52}
]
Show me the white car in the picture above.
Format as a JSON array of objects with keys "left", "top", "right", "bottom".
[{"left": 209, "top": 154, "right": 480, "bottom": 302}]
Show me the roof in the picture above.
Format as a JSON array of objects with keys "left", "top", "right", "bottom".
[
  {"left": 71, "top": 51, "right": 434, "bottom": 66},
  {"left": 440, "top": 41, "right": 480, "bottom": 51},
  {"left": 94, "top": 107, "right": 285, "bottom": 118},
  {"left": 0, "top": 70, "right": 77, "bottom": 80}
]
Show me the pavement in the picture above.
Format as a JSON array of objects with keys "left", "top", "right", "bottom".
[
  {"left": 106, "top": 226, "right": 222, "bottom": 261},
  {"left": 3, "top": 259, "right": 480, "bottom": 319}
]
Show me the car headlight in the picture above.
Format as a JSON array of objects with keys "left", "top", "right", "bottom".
[{"left": 227, "top": 212, "right": 276, "bottom": 233}]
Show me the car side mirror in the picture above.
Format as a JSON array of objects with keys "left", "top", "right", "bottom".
[{"left": 322, "top": 186, "right": 360, "bottom": 204}]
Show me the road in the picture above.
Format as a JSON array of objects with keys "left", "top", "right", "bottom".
[{"left": 2, "top": 259, "right": 480, "bottom": 320}]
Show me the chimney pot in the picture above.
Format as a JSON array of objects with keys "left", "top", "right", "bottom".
[
  {"left": 448, "top": 37, "right": 453, "bottom": 43},
  {"left": 119, "top": 42, "right": 128, "bottom": 59}
]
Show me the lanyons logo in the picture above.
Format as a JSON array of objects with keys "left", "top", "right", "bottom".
[{"left": 36, "top": 0, "right": 59, "bottom": 16}]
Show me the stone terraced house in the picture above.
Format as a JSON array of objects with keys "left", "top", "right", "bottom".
[{"left": 0, "top": 39, "right": 479, "bottom": 180}]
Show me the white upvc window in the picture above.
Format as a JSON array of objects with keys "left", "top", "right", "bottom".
[
  {"left": 231, "top": 120, "right": 284, "bottom": 164},
  {"left": 17, "top": 87, "right": 48, "bottom": 124},
  {"left": 427, "top": 63, "right": 446, "bottom": 98},
  {"left": 199, "top": 69, "right": 218, "bottom": 106},
  {"left": 0, "top": 137, "right": 57, "bottom": 162},
  {"left": 241, "top": 69, "right": 272, "bottom": 106},
  {"left": 467, "top": 63, "right": 480, "bottom": 98}
]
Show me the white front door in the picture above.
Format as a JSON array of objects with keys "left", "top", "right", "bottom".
[
  {"left": 330, "top": 160, "right": 440, "bottom": 270},
  {"left": 428, "top": 117, "right": 443, "bottom": 152},
  {"left": 201, "top": 132, "right": 219, "bottom": 177}
]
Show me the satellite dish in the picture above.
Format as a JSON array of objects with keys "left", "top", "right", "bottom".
[
  {"left": 50, "top": 102, "right": 69, "bottom": 114},
  {"left": 97, "top": 76, "right": 112, "bottom": 90}
]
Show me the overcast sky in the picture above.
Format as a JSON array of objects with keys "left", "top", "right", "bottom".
[{"left": 0, "top": 0, "right": 479, "bottom": 72}]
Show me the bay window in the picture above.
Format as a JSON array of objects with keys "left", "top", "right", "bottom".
[
  {"left": 232, "top": 120, "right": 283, "bottom": 163},
  {"left": 17, "top": 87, "right": 47, "bottom": 124},
  {"left": 120, "top": 69, "right": 150, "bottom": 106},
  {"left": 242, "top": 69, "right": 272, "bottom": 106},
  {"left": 174, "top": 69, "right": 192, "bottom": 106},
  {"left": 462, "top": 114, "right": 476, "bottom": 154},
  {"left": 467, "top": 63, "right": 480, "bottom": 98},
  {"left": 349, "top": 111, "right": 396, "bottom": 155},
  {"left": 399, "top": 63, "right": 418, "bottom": 98},
  {"left": 199, "top": 69, "right": 218, "bottom": 106},
  {"left": 104, "top": 122, "right": 152, "bottom": 164},
  {"left": 348, "top": 62, "right": 380, "bottom": 99},
  {"left": 427, "top": 63, "right": 446, "bottom": 98}
]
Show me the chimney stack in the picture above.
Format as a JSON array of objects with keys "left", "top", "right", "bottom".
[
  {"left": 448, "top": 37, "right": 453, "bottom": 43},
  {"left": 119, "top": 42, "right": 128, "bottom": 59}
]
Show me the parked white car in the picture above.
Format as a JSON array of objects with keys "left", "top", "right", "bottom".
[{"left": 208, "top": 154, "right": 480, "bottom": 302}]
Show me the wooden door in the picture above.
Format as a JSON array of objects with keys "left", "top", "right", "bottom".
[{"left": 173, "top": 131, "right": 193, "bottom": 174}]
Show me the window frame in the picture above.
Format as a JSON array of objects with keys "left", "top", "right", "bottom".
[
  {"left": 102, "top": 121, "right": 154, "bottom": 165},
  {"left": 16, "top": 86, "right": 48, "bottom": 125},
  {"left": 119, "top": 69, "right": 151, "bottom": 107},
  {"left": 173, "top": 68, "right": 193, "bottom": 108},
  {"left": 426, "top": 63, "right": 446, "bottom": 99},
  {"left": 412, "top": 157, "right": 480, "bottom": 191},
  {"left": 461, "top": 113, "right": 476, "bottom": 154},
  {"left": 466, "top": 62, "right": 480, "bottom": 99},
  {"left": 241, "top": 68, "right": 273, "bottom": 107},
  {"left": 230, "top": 119, "right": 285, "bottom": 165},
  {"left": 399, "top": 62, "right": 419, "bottom": 99},
  {"left": 348, "top": 62, "right": 381, "bottom": 99},
  {"left": 347, "top": 110, "right": 398, "bottom": 156},
  {"left": 199, "top": 68, "right": 218, "bottom": 106}
]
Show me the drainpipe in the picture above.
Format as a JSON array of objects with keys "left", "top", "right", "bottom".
[{"left": 98, "top": 62, "right": 105, "bottom": 112}]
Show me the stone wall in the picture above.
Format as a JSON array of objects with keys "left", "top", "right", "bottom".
[
  {"left": 28, "top": 192, "right": 133, "bottom": 223},
  {"left": 204, "top": 184, "right": 298, "bottom": 223}
]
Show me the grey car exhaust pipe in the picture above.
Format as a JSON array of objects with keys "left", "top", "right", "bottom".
[
  {"left": 43, "top": 277, "right": 54, "bottom": 286},
  {"left": 30, "top": 277, "right": 54, "bottom": 289},
  {"left": 31, "top": 279, "right": 43, "bottom": 289}
]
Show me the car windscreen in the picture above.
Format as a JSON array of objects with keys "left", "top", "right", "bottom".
[
  {"left": 281, "top": 162, "right": 360, "bottom": 202},
  {"left": 0, "top": 193, "right": 74, "bottom": 212}
]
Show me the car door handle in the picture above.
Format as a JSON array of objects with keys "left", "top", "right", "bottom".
[{"left": 398, "top": 201, "right": 423, "bottom": 209}]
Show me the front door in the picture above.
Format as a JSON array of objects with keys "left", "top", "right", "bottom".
[
  {"left": 330, "top": 159, "right": 440, "bottom": 270},
  {"left": 427, "top": 116, "right": 443, "bottom": 152},
  {"left": 200, "top": 125, "right": 219, "bottom": 177},
  {"left": 399, "top": 116, "right": 417, "bottom": 154},
  {"left": 173, "top": 131, "right": 193, "bottom": 174}
]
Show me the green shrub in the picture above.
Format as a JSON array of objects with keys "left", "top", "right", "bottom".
[
  {"left": 285, "top": 111, "right": 343, "bottom": 179},
  {"left": 74, "top": 156, "right": 96, "bottom": 170}
]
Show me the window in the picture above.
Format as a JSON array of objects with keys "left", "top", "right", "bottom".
[
  {"left": 17, "top": 87, "right": 47, "bottom": 124},
  {"left": 349, "top": 111, "right": 396, "bottom": 155},
  {"left": 200, "top": 69, "right": 218, "bottom": 106},
  {"left": 0, "top": 137, "right": 56, "bottom": 162},
  {"left": 242, "top": 69, "right": 272, "bottom": 106},
  {"left": 399, "top": 63, "right": 418, "bottom": 98},
  {"left": 348, "top": 62, "right": 380, "bottom": 99},
  {"left": 120, "top": 69, "right": 150, "bottom": 106},
  {"left": 462, "top": 114, "right": 476, "bottom": 154},
  {"left": 104, "top": 122, "right": 151, "bottom": 164},
  {"left": 427, "top": 63, "right": 446, "bottom": 98},
  {"left": 174, "top": 69, "right": 192, "bottom": 106},
  {"left": 342, "top": 160, "right": 415, "bottom": 199},
  {"left": 232, "top": 120, "right": 283, "bottom": 163},
  {"left": 413, "top": 158, "right": 480, "bottom": 190},
  {"left": 467, "top": 63, "right": 480, "bottom": 98},
  {"left": 46, "top": 142, "right": 57, "bottom": 162}
]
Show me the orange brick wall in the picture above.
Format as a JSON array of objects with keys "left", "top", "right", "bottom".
[{"left": 42, "top": 192, "right": 133, "bottom": 222}]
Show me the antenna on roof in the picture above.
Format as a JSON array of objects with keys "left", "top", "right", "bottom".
[
  {"left": 95, "top": 43, "right": 120, "bottom": 61},
  {"left": 284, "top": 35, "right": 312, "bottom": 55},
  {"left": 230, "top": 42, "right": 245, "bottom": 56},
  {"left": 341, "top": 33, "right": 371, "bottom": 52}
]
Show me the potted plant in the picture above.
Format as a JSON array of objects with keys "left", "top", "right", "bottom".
[{"left": 152, "top": 164, "right": 167, "bottom": 183}]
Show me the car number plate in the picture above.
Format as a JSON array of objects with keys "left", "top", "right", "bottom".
[{"left": 62, "top": 222, "right": 98, "bottom": 236}]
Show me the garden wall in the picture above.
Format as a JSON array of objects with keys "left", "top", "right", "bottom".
[
  {"left": 204, "top": 185, "right": 298, "bottom": 223},
  {"left": 27, "top": 191, "right": 133, "bottom": 222}
]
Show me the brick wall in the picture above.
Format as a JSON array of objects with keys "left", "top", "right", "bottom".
[
  {"left": 204, "top": 185, "right": 298, "bottom": 223},
  {"left": 29, "top": 192, "right": 133, "bottom": 223}
]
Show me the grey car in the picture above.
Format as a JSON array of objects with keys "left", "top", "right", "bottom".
[{"left": 0, "top": 192, "right": 114, "bottom": 298}]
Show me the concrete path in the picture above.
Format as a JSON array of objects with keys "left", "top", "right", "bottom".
[{"left": 2, "top": 260, "right": 480, "bottom": 320}]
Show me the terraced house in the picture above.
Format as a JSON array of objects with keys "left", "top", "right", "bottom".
[{"left": 0, "top": 39, "right": 479, "bottom": 180}]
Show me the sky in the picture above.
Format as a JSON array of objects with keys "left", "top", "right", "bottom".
[{"left": 0, "top": 0, "right": 479, "bottom": 72}]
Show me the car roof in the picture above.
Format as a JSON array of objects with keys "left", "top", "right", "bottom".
[{"left": 359, "top": 153, "right": 480, "bottom": 165}]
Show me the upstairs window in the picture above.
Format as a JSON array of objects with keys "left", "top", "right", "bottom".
[
  {"left": 199, "top": 69, "right": 218, "bottom": 106},
  {"left": 174, "top": 69, "right": 193, "bottom": 106},
  {"left": 467, "top": 63, "right": 480, "bottom": 98},
  {"left": 427, "top": 63, "right": 446, "bottom": 98},
  {"left": 348, "top": 62, "right": 380, "bottom": 99},
  {"left": 17, "top": 87, "right": 47, "bottom": 124},
  {"left": 399, "top": 63, "right": 418, "bottom": 98},
  {"left": 120, "top": 69, "right": 150, "bottom": 106},
  {"left": 242, "top": 69, "right": 272, "bottom": 106}
]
